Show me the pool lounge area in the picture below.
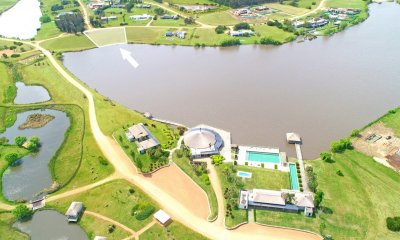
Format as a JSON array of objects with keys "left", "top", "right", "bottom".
[
  {"left": 289, "top": 163, "right": 300, "bottom": 190},
  {"left": 236, "top": 146, "right": 288, "bottom": 171}
]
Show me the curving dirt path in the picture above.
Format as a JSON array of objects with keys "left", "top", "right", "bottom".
[
  {"left": 78, "top": 0, "right": 92, "bottom": 30},
  {"left": 291, "top": 0, "right": 328, "bottom": 20},
  {"left": 0, "top": 37, "right": 322, "bottom": 240},
  {"left": 84, "top": 210, "right": 136, "bottom": 235}
]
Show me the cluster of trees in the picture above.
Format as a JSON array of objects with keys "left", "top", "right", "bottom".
[
  {"left": 259, "top": 37, "right": 282, "bottom": 45},
  {"left": 211, "top": 154, "right": 225, "bottom": 165},
  {"left": 184, "top": 17, "right": 195, "bottom": 24},
  {"left": 320, "top": 152, "right": 333, "bottom": 163},
  {"left": 221, "top": 39, "right": 241, "bottom": 47},
  {"left": 14, "top": 136, "right": 41, "bottom": 152},
  {"left": 55, "top": 13, "right": 85, "bottom": 33},
  {"left": 221, "top": 164, "right": 243, "bottom": 219},
  {"left": 40, "top": 15, "right": 52, "bottom": 23},
  {"left": 131, "top": 203, "right": 155, "bottom": 221},
  {"left": 12, "top": 205, "right": 33, "bottom": 220},
  {"left": 211, "top": 0, "right": 275, "bottom": 8},
  {"left": 215, "top": 25, "right": 227, "bottom": 34},
  {"left": 306, "top": 166, "right": 318, "bottom": 193},
  {"left": 267, "top": 20, "right": 295, "bottom": 33},
  {"left": 330, "top": 138, "right": 353, "bottom": 153},
  {"left": 387, "top": 216, "right": 400, "bottom": 231},
  {"left": 233, "top": 22, "right": 250, "bottom": 31}
]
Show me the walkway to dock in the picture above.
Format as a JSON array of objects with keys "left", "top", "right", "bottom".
[{"left": 295, "top": 144, "right": 310, "bottom": 193}]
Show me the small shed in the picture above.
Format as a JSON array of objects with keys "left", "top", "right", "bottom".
[
  {"left": 30, "top": 197, "right": 45, "bottom": 211},
  {"left": 65, "top": 202, "right": 84, "bottom": 222},
  {"left": 153, "top": 210, "right": 171, "bottom": 226},
  {"left": 286, "top": 132, "right": 301, "bottom": 144},
  {"left": 144, "top": 112, "right": 153, "bottom": 119},
  {"left": 94, "top": 236, "right": 107, "bottom": 240}
]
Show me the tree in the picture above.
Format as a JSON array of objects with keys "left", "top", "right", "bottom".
[
  {"left": 12, "top": 205, "right": 33, "bottom": 220},
  {"left": 350, "top": 129, "right": 361, "bottom": 137},
  {"left": 40, "top": 15, "right": 52, "bottom": 23},
  {"left": 215, "top": 25, "right": 227, "bottom": 34},
  {"left": 15, "top": 136, "right": 27, "bottom": 146},
  {"left": 184, "top": 17, "right": 194, "bottom": 25},
  {"left": 283, "top": 193, "right": 295, "bottom": 204},
  {"left": 387, "top": 216, "right": 400, "bottom": 231},
  {"left": 154, "top": 8, "right": 165, "bottom": 16},
  {"left": 234, "top": 22, "right": 250, "bottom": 31},
  {"left": 5, "top": 153, "right": 20, "bottom": 165},
  {"left": 135, "top": 158, "right": 143, "bottom": 171},
  {"left": 55, "top": 12, "right": 85, "bottom": 33},
  {"left": 320, "top": 152, "right": 332, "bottom": 162},
  {"left": 330, "top": 138, "right": 353, "bottom": 153},
  {"left": 314, "top": 191, "right": 324, "bottom": 208}
]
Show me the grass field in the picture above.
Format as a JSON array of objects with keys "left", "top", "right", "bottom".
[
  {"left": 327, "top": 0, "right": 367, "bottom": 9},
  {"left": 280, "top": 0, "right": 321, "bottom": 9},
  {"left": 164, "top": 0, "right": 215, "bottom": 4},
  {"left": 40, "top": 34, "right": 96, "bottom": 52},
  {"left": 85, "top": 28, "right": 127, "bottom": 47},
  {"left": 236, "top": 165, "right": 290, "bottom": 190},
  {"left": 197, "top": 11, "right": 240, "bottom": 25},
  {"left": 172, "top": 152, "right": 218, "bottom": 220},
  {"left": 0, "top": 212, "right": 28, "bottom": 240},
  {"left": 266, "top": 3, "right": 311, "bottom": 15},
  {"left": 139, "top": 221, "right": 209, "bottom": 240},
  {"left": 80, "top": 214, "right": 131, "bottom": 240},
  {"left": 35, "top": 22, "right": 61, "bottom": 41},
  {"left": 0, "top": 0, "right": 18, "bottom": 13},
  {"left": 48, "top": 180, "right": 159, "bottom": 231},
  {"left": 0, "top": 63, "right": 15, "bottom": 104}
]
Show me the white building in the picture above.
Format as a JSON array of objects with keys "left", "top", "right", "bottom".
[
  {"left": 65, "top": 202, "right": 84, "bottom": 222},
  {"left": 130, "top": 14, "right": 152, "bottom": 21},
  {"left": 229, "top": 30, "right": 254, "bottom": 37},
  {"left": 154, "top": 210, "right": 171, "bottom": 226},
  {"left": 183, "top": 127, "right": 223, "bottom": 158},
  {"left": 125, "top": 123, "right": 160, "bottom": 153}
]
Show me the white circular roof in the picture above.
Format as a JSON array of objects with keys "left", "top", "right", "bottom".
[{"left": 184, "top": 128, "right": 217, "bottom": 149}]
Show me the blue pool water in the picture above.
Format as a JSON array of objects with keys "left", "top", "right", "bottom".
[
  {"left": 246, "top": 151, "right": 280, "bottom": 164},
  {"left": 237, "top": 171, "right": 252, "bottom": 178},
  {"left": 289, "top": 163, "right": 300, "bottom": 190}
]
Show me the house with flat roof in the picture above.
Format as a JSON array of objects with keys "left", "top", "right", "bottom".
[
  {"left": 130, "top": 14, "right": 152, "bottom": 21},
  {"left": 126, "top": 123, "right": 160, "bottom": 153},
  {"left": 65, "top": 202, "right": 84, "bottom": 222},
  {"left": 94, "top": 237, "right": 107, "bottom": 240},
  {"left": 154, "top": 210, "right": 171, "bottom": 226},
  {"left": 236, "top": 145, "right": 288, "bottom": 171},
  {"left": 239, "top": 189, "right": 314, "bottom": 217}
]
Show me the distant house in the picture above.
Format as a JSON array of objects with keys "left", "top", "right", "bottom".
[
  {"left": 239, "top": 189, "right": 315, "bottom": 217},
  {"left": 88, "top": 0, "right": 106, "bottom": 10},
  {"left": 229, "top": 30, "right": 254, "bottom": 37},
  {"left": 165, "top": 31, "right": 186, "bottom": 39},
  {"left": 94, "top": 237, "right": 107, "bottom": 240},
  {"left": 125, "top": 123, "right": 160, "bottom": 153},
  {"left": 165, "top": 31, "right": 174, "bottom": 37},
  {"left": 292, "top": 20, "right": 305, "bottom": 28},
  {"left": 130, "top": 14, "right": 152, "bottom": 21},
  {"left": 110, "top": 4, "right": 125, "bottom": 8},
  {"left": 234, "top": 8, "right": 251, "bottom": 16},
  {"left": 101, "top": 16, "right": 117, "bottom": 21},
  {"left": 65, "top": 202, "right": 84, "bottom": 222},
  {"left": 307, "top": 18, "right": 329, "bottom": 28},
  {"left": 255, "top": 6, "right": 269, "bottom": 11},
  {"left": 154, "top": 210, "right": 171, "bottom": 226},
  {"left": 160, "top": 15, "right": 179, "bottom": 20},
  {"left": 136, "top": 4, "right": 151, "bottom": 8}
]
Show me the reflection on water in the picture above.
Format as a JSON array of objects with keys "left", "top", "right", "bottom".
[
  {"left": 1, "top": 109, "right": 69, "bottom": 201},
  {"left": 0, "top": 0, "right": 41, "bottom": 39}
]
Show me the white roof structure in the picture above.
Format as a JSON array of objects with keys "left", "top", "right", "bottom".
[
  {"left": 294, "top": 192, "right": 315, "bottom": 208},
  {"left": 154, "top": 210, "right": 171, "bottom": 225},
  {"left": 249, "top": 189, "right": 286, "bottom": 206},
  {"left": 128, "top": 123, "right": 150, "bottom": 139},
  {"left": 184, "top": 127, "right": 223, "bottom": 157},
  {"left": 286, "top": 132, "right": 301, "bottom": 143},
  {"left": 94, "top": 237, "right": 107, "bottom": 240}
]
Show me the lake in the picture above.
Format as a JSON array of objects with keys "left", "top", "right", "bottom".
[
  {"left": 13, "top": 210, "right": 88, "bottom": 240},
  {"left": 63, "top": 3, "right": 400, "bottom": 159},
  {"left": 14, "top": 82, "right": 51, "bottom": 104},
  {"left": 0, "top": 0, "right": 41, "bottom": 39},
  {"left": 1, "top": 109, "right": 70, "bottom": 201}
]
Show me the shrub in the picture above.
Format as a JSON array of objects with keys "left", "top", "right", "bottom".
[
  {"left": 184, "top": 17, "right": 194, "bottom": 24},
  {"left": 12, "top": 205, "right": 33, "bottom": 220},
  {"left": 11, "top": 54, "right": 20, "bottom": 58},
  {"left": 314, "top": 191, "right": 324, "bottom": 208},
  {"left": 245, "top": 161, "right": 248, "bottom": 166},
  {"left": 320, "top": 152, "right": 332, "bottom": 162},
  {"left": 5, "top": 153, "right": 20, "bottom": 165},
  {"left": 215, "top": 25, "right": 227, "bottom": 34},
  {"left": 40, "top": 15, "right": 52, "bottom": 23},
  {"left": 261, "top": 163, "right": 264, "bottom": 168},
  {"left": 387, "top": 216, "right": 400, "bottom": 231},
  {"left": 129, "top": 188, "right": 135, "bottom": 194},
  {"left": 211, "top": 154, "right": 225, "bottom": 165},
  {"left": 350, "top": 129, "right": 361, "bottom": 137},
  {"left": 306, "top": 166, "right": 318, "bottom": 193},
  {"left": 233, "top": 160, "right": 237, "bottom": 165},
  {"left": 274, "top": 164, "right": 278, "bottom": 170},
  {"left": 99, "top": 157, "right": 109, "bottom": 166},
  {"left": 135, "top": 205, "right": 155, "bottom": 220},
  {"left": 330, "top": 138, "right": 353, "bottom": 153},
  {"left": 234, "top": 22, "right": 250, "bottom": 31},
  {"left": 336, "top": 170, "right": 344, "bottom": 176},
  {"left": 259, "top": 37, "right": 282, "bottom": 45},
  {"left": 220, "top": 39, "right": 241, "bottom": 47},
  {"left": 0, "top": 137, "right": 9, "bottom": 145},
  {"left": 388, "top": 109, "right": 397, "bottom": 114}
]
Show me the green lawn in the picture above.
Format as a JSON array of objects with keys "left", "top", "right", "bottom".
[
  {"left": 0, "top": 63, "right": 15, "bottom": 104},
  {"left": 139, "top": 221, "right": 209, "bottom": 240},
  {"left": 266, "top": 3, "right": 311, "bottom": 15},
  {"left": 80, "top": 214, "right": 131, "bottom": 240},
  {"left": 281, "top": 0, "right": 321, "bottom": 9},
  {"left": 0, "top": 0, "right": 18, "bottom": 13},
  {"left": 40, "top": 34, "right": 96, "bottom": 52},
  {"left": 164, "top": 0, "right": 215, "bottom": 4},
  {"left": 48, "top": 180, "right": 159, "bottom": 231},
  {"left": 35, "top": 22, "right": 62, "bottom": 40},
  {"left": 327, "top": 0, "right": 367, "bottom": 9},
  {"left": 236, "top": 165, "right": 290, "bottom": 190},
  {"left": 0, "top": 212, "right": 28, "bottom": 240},
  {"left": 197, "top": 11, "right": 240, "bottom": 26},
  {"left": 172, "top": 152, "right": 218, "bottom": 220},
  {"left": 126, "top": 27, "right": 166, "bottom": 43}
]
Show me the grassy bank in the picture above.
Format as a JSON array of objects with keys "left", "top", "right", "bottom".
[
  {"left": 0, "top": 212, "right": 28, "bottom": 240},
  {"left": 139, "top": 221, "right": 209, "bottom": 240},
  {"left": 172, "top": 152, "right": 218, "bottom": 220},
  {"left": 236, "top": 165, "right": 290, "bottom": 190},
  {"left": 0, "top": 0, "right": 18, "bottom": 14},
  {"left": 80, "top": 213, "right": 131, "bottom": 240}
]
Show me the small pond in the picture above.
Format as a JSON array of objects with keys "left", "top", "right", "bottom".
[
  {"left": 14, "top": 82, "right": 51, "bottom": 104},
  {"left": 1, "top": 109, "right": 70, "bottom": 201},
  {"left": 13, "top": 210, "right": 88, "bottom": 240}
]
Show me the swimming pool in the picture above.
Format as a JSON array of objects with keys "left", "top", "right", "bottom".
[
  {"left": 289, "top": 163, "right": 300, "bottom": 190},
  {"left": 237, "top": 171, "right": 252, "bottom": 178},
  {"left": 246, "top": 151, "right": 280, "bottom": 164}
]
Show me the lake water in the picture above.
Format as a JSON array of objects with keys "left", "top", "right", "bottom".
[
  {"left": 63, "top": 3, "right": 400, "bottom": 159},
  {"left": 13, "top": 210, "right": 88, "bottom": 240},
  {"left": 14, "top": 82, "right": 51, "bottom": 104},
  {"left": 0, "top": 0, "right": 41, "bottom": 39},
  {"left": 1, "top": 109, "right": 70, "bottom": 201}
]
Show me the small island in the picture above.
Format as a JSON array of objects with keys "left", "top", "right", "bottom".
[{"left": 18, "top": 113, "right": 55, "bottom": 130}]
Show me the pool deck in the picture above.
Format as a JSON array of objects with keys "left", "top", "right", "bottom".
[
  {"left": 237, "top": 145, "right": 288, "bottom": 171},
  {"left": 295, "top": 143, "right": 310, "bottom": 192}
]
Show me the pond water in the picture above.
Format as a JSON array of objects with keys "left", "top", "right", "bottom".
[
  {"left": 1, "top": 109, "right": 70, "bottom": 201},
  {"left": 63, "top": 3, "right": 400, "bottom": 159},
  {"left": 14, "top": 82, "right": 51, "bottom": 104},
  {"left": 13, "top": 210, "right": 88, "bottom": 240},
  {"left": 0, "top": 0, "right": 42, "bottom": 39}
]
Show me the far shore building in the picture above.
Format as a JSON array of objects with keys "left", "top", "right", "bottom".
[
  {"left": 94, "top": 236, "right": 107, "bottom": 240},
  {"left": 65, "top": 202, "right": 84, "bottom": 222},
  {"left": 229, "top": 30, "right": 254, "bottom": 37},
  {"left": 130, "top": 14, "right": 152, "bottom": 21},
  {"left": 160, "top": 15, "right": 179, "bottom": 20},
  {"left": 183, "top": 127, "right": 223, "bottom": 159},
  {"left": 154, "top": 210, "right": 171, "bottom": 226},
  {"left": 126, "top": 123, "right": 160, "bottom": 153},
  {"left": 239, "top": 189, "right": 314, "bottom": 217}
]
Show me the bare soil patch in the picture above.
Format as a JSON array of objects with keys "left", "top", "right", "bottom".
[{"left": 19, "top": 113, "right": 55, "bottom": 130}]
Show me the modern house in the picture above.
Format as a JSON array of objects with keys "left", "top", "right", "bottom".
[
  {"left": 239, "top": 189, "right": 314, "bottom": 217},
  {"left": 165, "top": 31, "right": 186, "bottom": 39},
  {"left": 229, "top": 30, "right": 254, "bottom": 37},
  {"left": 136, "top": 4, "right": 151, "bottom": 8},
  {"left": 154, "top": 210, "right": 171, "bottom": 226},
  {"left": 126, "top": 123, "right": 160, "bottom": 153},
  {"left": 101, "top": 16, "right": 117, "bottom": 21},
  {"left": 183, "top": 127, "right": 223, "bottom": 158},
  {"left": 65, "top": 202, "right": 84, "bottom": 222},
  {"left": 292, "top": 20, "right": 305, "bottom": 28},
  {"left": 234, "top": 8, "right": 251, "bottom": 16},
  {"left": 236, "top": 145, "right": 288, "bottom": 171},
  {"left": 306, "top": 18, "right": 329, "bottom": 28},
  {"left": 130, "top": 14, "right": 152, "bottom": 21},
  {"left": 160, "top": 15, "right": 179, "bottom": 20}
]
